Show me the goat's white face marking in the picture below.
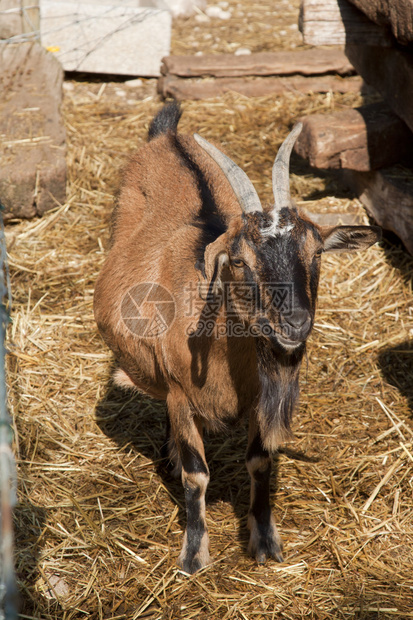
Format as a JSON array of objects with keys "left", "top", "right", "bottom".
[
  {"left": 260, "top": 212, "right": 279, "bottom": 238},
  {"left": 277, "top": 223, "right": 295, "bottom": 236},
  {"left": 260, "top": 213, "right": 294, "bottom": 239}
]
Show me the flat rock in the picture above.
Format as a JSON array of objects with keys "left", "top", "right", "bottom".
[
  {"left": 0, "top": 41, "right": 66, "bottom": 220},
  {"left": 40, "top": 0, "right": 171, "bottom": 76}
]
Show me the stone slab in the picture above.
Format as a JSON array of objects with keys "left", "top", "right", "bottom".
[
  {"left": 40, "top": 0, "right": 171, "bottom": 76},
  {"left": 0, "top": 41, "right": 66, "bottom": 220}
]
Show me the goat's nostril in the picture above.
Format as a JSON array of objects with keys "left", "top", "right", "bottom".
[{"left": 284, "top": 309, "right": 311, "bottom": 330}]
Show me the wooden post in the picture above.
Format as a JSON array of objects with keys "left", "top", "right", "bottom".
[
  {"left": 294, "top": 102, "right": 413, "bottom": 171},
  {"left": 0, "top": 0, "right": 39, "bottom": 39},
  {"left": 158, "top": 74, "right": 363, "bottom": 101},
  {"left": 343, "top": 168, "right": 413, "bottom": 254},
  {"left": 161, "top": 49, "right": 355, "bottom": 79},
  {"left": 299, "top": 0, "right": 391, "bottom": 46},
  {"left": 347, "top": 0, "right": 413, "bottom": 44},
  {"left": 346, "top": 44, "right": 413, "bottom": 135}
]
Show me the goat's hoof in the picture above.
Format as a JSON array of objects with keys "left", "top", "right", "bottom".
[
  {"left": 254, "top": 539, "right": 284, "bottom": 564},
  {"left": 177, "top": 556, "right": 203, "bottom": 574},
  {"left": 177, "top": 532, "right": 211, "bottom": 574},
  {"left": 248, "top": 516, "right": 284, "bottom": 564},
  {"left": 177, "top": 551, "right": 210, "bottom": 575}
]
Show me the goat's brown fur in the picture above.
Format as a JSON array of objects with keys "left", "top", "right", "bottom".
[{"left": 94, "top": 103, "right": 381, "bottom": 573}]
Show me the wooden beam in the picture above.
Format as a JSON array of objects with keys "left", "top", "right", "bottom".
[
  {"left": 158, "top": 75, "right": 363, "bottom": 101},
  {"left": 343, "top": 168, "right": 413, "bottom": 254},
  {"left": 345, "top": 43, "right": 413, "bottom": 134},
  {"left": 0, "top": 0, "right": 40, "bottom": 39},
  {"left": 161, "top": 49, "right": 355, "bottom": 79},
  {"left": 348, "top": 0, "right": 413, "bottom": 44},
  {"left": 303, "top": 211, "right": 364, "bottom": 225},
  {"left": 294, "top": 102, "right": 413, "bottom": 171},
  {"left": 0, "top": 42, "right": 66, "bottom": 220},
  {"left": 299, "top": 0, "right": 391, "bottom": 46}
]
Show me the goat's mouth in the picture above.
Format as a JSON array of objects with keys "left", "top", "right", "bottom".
[
  {"left": 254, "top": 319, "right": 305, "bottom": 352},
  {"left": 275, "top": 333, "right": 304, "bottom": 351}
]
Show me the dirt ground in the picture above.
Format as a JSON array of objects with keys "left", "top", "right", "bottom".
[{"left": 6, "top": 1, "right": 413, "bottom": 619}]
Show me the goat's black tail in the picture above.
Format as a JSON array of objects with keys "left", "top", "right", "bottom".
[{"left": 148, "top": 102, "right": 182, "bottom": 141}]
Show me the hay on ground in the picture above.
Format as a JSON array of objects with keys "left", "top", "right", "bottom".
[{"left": 7, "top": 0, "right": 413, "bottom": 618}]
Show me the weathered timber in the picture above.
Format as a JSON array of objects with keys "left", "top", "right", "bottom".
[
  {"left": 299, "top": 0, "right": 391, "bottom": 46},
  {"left": 304, "top": 210, "right": 365, "bottom": 225},
  {"left": 294, "top": 102, "right": 413, "bottom": 171},
  {"left": 158, "top": 74, "right": 363, "bottom": 100},
  {"left": 343, "top": 168, "right": 413, "bottom": 254},
  {"left": 0, "top": 42, "right": 66, "bottom": 219},
  {"left": 161, "top": 49, "right": 354, "bottom": 79},
  {"left": 348, "top": 0, "right": 413, "bottom": 44},
  {"left": 346, "top": 44, "right": 413, "bottom": 135}
]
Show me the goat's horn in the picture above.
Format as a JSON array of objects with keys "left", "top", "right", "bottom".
[
  {"left": 272, "top": 122, "right": 302, "bottom": 212},
  {"left": 194, "top": 133, "right": 263, "bottom": 214}
]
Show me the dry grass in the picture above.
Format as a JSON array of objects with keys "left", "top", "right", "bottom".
[
  {"left": 6, "top": 1, "right": 413, "bottom": 618},
  {"left": 171, "top": 0, "right": 303, "bottom": 55}
]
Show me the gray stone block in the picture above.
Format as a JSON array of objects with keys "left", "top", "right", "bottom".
[{"left": 40, "top": 0, "right": 171, "bottom": 76}]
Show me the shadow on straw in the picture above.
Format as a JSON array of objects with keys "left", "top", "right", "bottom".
[{"left": 94, "top": 369, "right": 285, "bottom": 559}]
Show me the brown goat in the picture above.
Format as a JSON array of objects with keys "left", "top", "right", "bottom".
[{"left": 94, "top": 103, "right": 381, "bottom": 574}]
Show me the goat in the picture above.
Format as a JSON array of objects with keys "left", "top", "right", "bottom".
[{"left": 94, "top": 102, "right": 381, "bottom": 574}]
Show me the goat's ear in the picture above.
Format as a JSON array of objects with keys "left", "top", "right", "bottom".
[
  {"left": 203, "top": 234, "right": 230, "bottom": 297},
  {"left": 321, "top": 225, "right": 381, "bottom": 253}
]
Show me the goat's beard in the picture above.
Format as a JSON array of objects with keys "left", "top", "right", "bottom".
[{"left": 255, "top": 338, "right": 304, "bottom": 452}]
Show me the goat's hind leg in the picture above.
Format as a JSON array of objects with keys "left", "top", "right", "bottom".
[
  {"left": 167, "top": 391, "right": 210, "bottom": 574},
  {"left": 246, "top": 417, "right": 283, "bottom": 564}
]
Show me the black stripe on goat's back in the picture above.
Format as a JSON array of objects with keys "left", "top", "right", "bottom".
[
  {"left": 170, "top": 134, "right": 227, "bottom": 262},
  {"left": 148, "top": 102, "right": 182, "bottom": 141}
]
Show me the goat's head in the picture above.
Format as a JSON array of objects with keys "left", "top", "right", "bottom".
[{"left": 194, "top": 126, "right": 381, "bottom": 353}]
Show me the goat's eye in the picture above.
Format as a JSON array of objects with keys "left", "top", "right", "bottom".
[
  {"left": 315, "top": 248, "right": 323, "bottom": 258},
  {"left": 232, "top": 258, "right": 245, "bottom": 268}
]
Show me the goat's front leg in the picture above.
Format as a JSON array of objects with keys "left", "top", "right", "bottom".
[
  {"left": 167, "top": 390, "right": 210, "bottom": 574},
  {"left": 246, "top": 416, "right": 283, "bottom": 564}
]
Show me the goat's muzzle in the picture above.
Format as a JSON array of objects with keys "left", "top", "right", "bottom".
[
  {"left": 280, "top": 308, "right": 312, "bottom": 344},
  {"left": 255, "top": 316, "right": 309, "bottom": 353}
]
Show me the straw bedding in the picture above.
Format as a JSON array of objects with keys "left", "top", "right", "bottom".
[{"left": 7, "top": 1, "right": 413, "bottom": 618}]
